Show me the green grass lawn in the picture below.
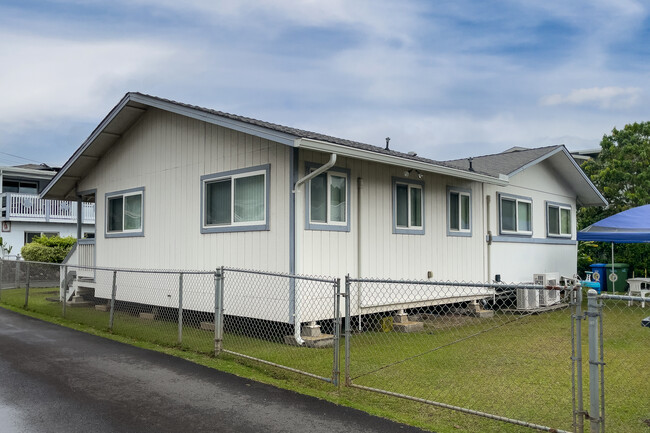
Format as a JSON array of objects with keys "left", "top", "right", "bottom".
[{"left": 1, "top": 287, "right": 648, "bottom": 433}]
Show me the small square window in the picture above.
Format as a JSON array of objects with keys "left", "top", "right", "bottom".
[
  {"left": 305, "top": 163, "right": 350, "bottom": 232},
  {"left": 547, "top": 202, "right": 571, "bottom": 237},
  {"left": 499, "top": 194, "right": 532, "bottom": 236},
  {"left": 105, "top": 188, "right": 144, "bottom": 237}
]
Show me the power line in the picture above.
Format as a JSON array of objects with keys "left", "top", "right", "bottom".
[{"left": 0, "top": 151, "right": 43, "bottom": 164}]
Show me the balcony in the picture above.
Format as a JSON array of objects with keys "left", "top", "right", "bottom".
[{"left": 1, "top": 193, "right": 95, "bottom": 224}]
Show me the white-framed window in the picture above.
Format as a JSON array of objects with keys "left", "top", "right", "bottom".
[
  {"left": 392, "top": 178, "right": 424, "bottom": 235},
  {"left": 105, "top": 187, "right": 144, "bottom": 237},
  {"left": 447, "top": 187, "right": 471, "bottom": 236},
  {"left": 305, "top": 163, "right": 350, "bottom": 232},
  {"left": 547, "top": 202, "right": 572, "bottom": 237},
  {"left": 499, "top": 194, "right": 532, "bottom": 235},
  {"left": 201, "top": 164, "right": 270, "bottom": 233}
]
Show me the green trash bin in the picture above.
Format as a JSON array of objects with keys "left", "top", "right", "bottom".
[{"left": 604, "top": 263, "right": 629, "bottom": 292}]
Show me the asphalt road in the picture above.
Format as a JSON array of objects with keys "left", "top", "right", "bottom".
[{"left": 0, "top": 308, "right": 427, "bottom": 433}]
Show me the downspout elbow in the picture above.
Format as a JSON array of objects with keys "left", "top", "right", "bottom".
[{"left": 293, "top": 154, "right": 337, "bottom": 193}]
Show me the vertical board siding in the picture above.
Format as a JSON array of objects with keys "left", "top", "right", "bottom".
[
  {"left": 485, "top": 162, "right": 578, "bottom": 282},
  {"left": 297, "top": 151, "right": 486, "bottom": 284},
  {"left": 78, "top": 108, "right": 290, "bottom": 273}
]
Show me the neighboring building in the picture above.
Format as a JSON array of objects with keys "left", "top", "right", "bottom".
[
  {"left": 0, "top": 164, "right": 95, "bottom": 256},
  {"left": 571, "top": 148, "right": 601, "bottom": 165},
  {"left": 41, "top": 92, "right": 606, "bottom": 325}
]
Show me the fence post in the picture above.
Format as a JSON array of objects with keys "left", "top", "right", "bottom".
[
  {"left": 214, "top": 267, "right": 224, "bottom": 355},
  {"left": 178, "top": 272, "right": 184, "bottom": 345},
  {"left": 332, "top": 278, "right": 341, "bottom": 387},
  {"left": 0, "top": 259, "right": 3, "bottom": 302},
  {"left": 62, "top": 265, "right": 68, "bottom": 318},
  {"left": 24, "top": 262, "right": 30, "bottom": 308},
  {"left": 574, "top": 284, "right": 584, "bottom": 433},
  {"left": 344, "top": 274, "right": 351, "bottom": 387},
  {"left": 15, "top": 260, "right": 20, "bottom": 289},
  {"left": 109, "top": 270, "right": 117, "bottom": 331},
  {"left": 587, "top": 289, "right": 602, "bottom": 433}
]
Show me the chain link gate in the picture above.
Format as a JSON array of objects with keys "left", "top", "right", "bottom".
[{"left": 343, "top": 274, "right": 580, "bottom": 433}]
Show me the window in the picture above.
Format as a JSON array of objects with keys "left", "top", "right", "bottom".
[
  {"left": 447, "top": 187, "right": 471, "bottom": 236},
  {"left": 305, "top": 164, "right": 350, "bottom": 231},
  {"left": 201, "top": 164, "right": 270, "bottom": 233},
  {"left": 499, "top": 194, "right": 532, "bottom": 235},
  {"left": 105, "top": 187, "right": 144, "bottom": 237},
  {"left": 547, "top": 202, "right": 571, "bottom": 237},
  {"left": 392, "top": 178, "right": 424, "bottom": 234},
  {"left": 25, "top": 232, "right": 58, "bottom": 244},
  {"left": 3, "top": 180, "right": 39, "bottom": 194}
]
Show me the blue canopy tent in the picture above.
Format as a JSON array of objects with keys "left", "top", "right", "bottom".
[
  {"left": 578, "top": 205, "right": 650, "bottom": 285},
  {"left": 578, "top": 204, "right": 650, "bottom": 243}
]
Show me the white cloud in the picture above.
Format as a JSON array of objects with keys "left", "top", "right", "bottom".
[
  {"left": 540, "top": 87, "right": 642, "bottom": 109},
  {"left": 0, "top": 32, "right": 177, "bottom": 128}
]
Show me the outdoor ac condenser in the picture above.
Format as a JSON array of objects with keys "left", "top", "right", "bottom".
[
  {"left": 534, "top": 272, "right": 561, "bottom": 306},
  {"left": 516, "top": 285, "right": 540, "bottom": 310}
]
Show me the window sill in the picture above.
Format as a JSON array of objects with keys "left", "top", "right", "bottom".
[{"left": 201, "top": 223, "right": 269, "bottom": 234}]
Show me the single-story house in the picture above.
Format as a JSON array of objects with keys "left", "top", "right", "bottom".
[{"left": 41, "top": 92, "right": 606, "bottom": 327}]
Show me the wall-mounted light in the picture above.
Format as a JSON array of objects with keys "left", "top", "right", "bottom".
[{"left": 403, "top": 169, "right": 424, "bottom": 179}]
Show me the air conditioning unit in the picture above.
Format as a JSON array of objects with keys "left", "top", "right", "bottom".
[
  {"left": 517, "top": 285, "right": 540, "bottom": 310},
  {"left": 534, "top": 272, "right": 561, "bottom": 306}
]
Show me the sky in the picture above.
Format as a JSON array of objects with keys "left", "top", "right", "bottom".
[{"left": 1, "top": 0, "right": 649, "bottom": 167}]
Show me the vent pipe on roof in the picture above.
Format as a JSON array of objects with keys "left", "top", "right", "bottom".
[
  {"left": 468, "top": 157, "right": 474, "bottom": 172},
  {"left": 385, "top": 137, "right": 390, "bottom": 150}
]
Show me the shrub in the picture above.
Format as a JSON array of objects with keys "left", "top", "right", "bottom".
[{"left": 21, "top": 235, "right": 76, "bottom": 263}]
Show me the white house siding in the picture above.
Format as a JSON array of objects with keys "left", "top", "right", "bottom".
[
  {"left": 297, "top": 150, "right": 490, "bottom": 320},
  {"left": 297, "top": 150, "right": 486, "bottom": 282},
  {"left": 485, "top": 161, "right": 578, "bottom": 283},
  {"left": 78, "top": 109, "right": 293, "bottom": 319},
  {"left": 1, "top": 221, "right": 94, "bottom": 254}
]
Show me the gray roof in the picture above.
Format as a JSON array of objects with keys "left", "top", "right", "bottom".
[
  {"left": 130, "top": 93, "right": 497, "bottom": 178},
  {"left": 444, "top": 145, "right": 564, "bottom": 177}
]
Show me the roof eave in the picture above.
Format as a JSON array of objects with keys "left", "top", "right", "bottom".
[{"left": 296, "top": 138, "right": 509, "bottom": 185}]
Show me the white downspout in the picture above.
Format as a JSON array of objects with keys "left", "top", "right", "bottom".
[
  {"left": 292, "top": 153, "right": 337, "bottom": 345},
  {"left": 485, "top": 188, "right": 492, "bottom": 283}
]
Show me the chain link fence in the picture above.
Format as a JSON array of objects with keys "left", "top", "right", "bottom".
[
  {"left": 0, "top": 258, "right": 647, "bottom": 432},
  {"left": 221, "top": 268, "right": 340, "bottom": 383},
  {"left": 591, "top": 292, "right": 650, "bottom": 433},
  {"left": 344, "top": 276, "right": 578, "bottom": 433}
]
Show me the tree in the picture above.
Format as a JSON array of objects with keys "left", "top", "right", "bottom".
[{"left": 578, "top": 121, "right": 650, "bottom": 276}]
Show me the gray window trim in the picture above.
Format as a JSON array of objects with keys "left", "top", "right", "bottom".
[
  {"left": 446, "top": 186, "right": 472, "bottom": 237},
  {"left": 304, "top": 162, "right": 351, "bottom": 232},
  {"left": 545, "top": 200, "right": 573, "bottom": 238},
  {"left": 498, "top": 192, "right": 533, "bottom": 237},
  {"left": 200, "top": 164, "right": 271, "bottom": 234},
  {"left": 105, "top": 187, "right": 145, "bottom": 238},
  {"left": 392, "top": 177, "right": 425, "bottom": 235},
  {"left": 491, "top": 235, "right": 576, "bottom": 245}
]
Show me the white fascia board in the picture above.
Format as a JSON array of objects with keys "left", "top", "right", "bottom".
[
  {"left": 41, "top": 94, "right": 135, "bottom": 198},
  {"left": 128, "top": 94, "right": 298, "bottom": 147},
  {"left": 509, "top": 146, "right": 607, "bottom": 207},
  {"left": 295, "top": 138, "right": 509, "bottom": 185}
]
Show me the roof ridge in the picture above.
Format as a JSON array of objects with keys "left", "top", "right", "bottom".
[{"left": 444, "top": 144, "right": 562, "bottom": 162}]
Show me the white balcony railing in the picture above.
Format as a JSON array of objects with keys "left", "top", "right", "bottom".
[{"left": 1, "top": 193, "right": 95, "bottom": 224}]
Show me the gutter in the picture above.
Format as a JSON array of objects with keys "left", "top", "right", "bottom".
[
  {"left": 290, "top": 153, "right": 337, "bottom": 345},
  {"left": 295, "top": 138, "right": 509, "bottom": 186}
]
